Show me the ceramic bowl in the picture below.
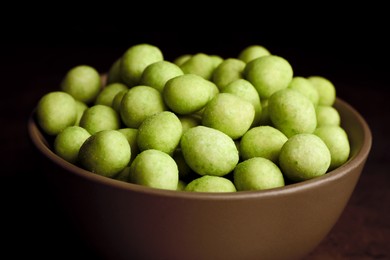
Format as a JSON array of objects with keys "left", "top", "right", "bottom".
[{"left": 28, "top": 97, "right": 371, "bottom": 260}]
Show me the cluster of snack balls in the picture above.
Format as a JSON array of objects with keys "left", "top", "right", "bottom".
[{"left": 35, "top": 43, "right": 350, "bottom": 192}]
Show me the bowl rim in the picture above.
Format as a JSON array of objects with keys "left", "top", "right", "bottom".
[{"left": 28, "top": 97, "right": 372, "bottom": 201}]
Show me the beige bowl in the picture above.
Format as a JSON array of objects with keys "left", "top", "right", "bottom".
[{"left": 28, "top": 98, "right": 371, "bottom": 260}]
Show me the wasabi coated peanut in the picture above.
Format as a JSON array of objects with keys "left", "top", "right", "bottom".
[
  {"left": 139, "top": 60, "right": 184, "bottom": 93},
  {"left": 314, "top": 125, "right": 350, "bottom": 171},
  {"left": 212, "top": 58, "right": 246, "bottom": 90},
  {"left": 120, "top": 43, "right": 164, "bottom": 87},
  {"left": 79, "top": 104, "right": 121, "bottom": 135},
  {"left": 180, "top": 126, "right": 239, "bottom": 177},
  {"left": 287, "top": 76, "right": 319, "bottom": 106},
  {"left": 94, "top": 82, "right": 128, "bottom": 107},
  {"left": 106, "top": 58, "right": 123, "bottom": 84},
  {"left": 238, "top": 44, "right": 271, "bottom": 63},
  {"left": 60, "top": 65, "right": 101, "bottom": 104},
  {"left": 78, "top": 130, "right": 131, "bottom": 178},
  {"left": 222, "top": 79, "right": 262, "bottom": 126},
  {"left": 244, "top": 55, "right": 293, "bottom": 99},
  {"left": 268, "top": 88, "right": 317, "bottom": 138},
  {"left": 202, "top": 93, "right": 255, "bottom": 140},
  {"left": 129, "top": 149, "right": 179, "bottom": 190},
  {"left": 163, "top": 74, "right": 216, "bottom": 115},
  {"left": 239, "top": 125, "right": 288, "bottom": 163},
  {"left": 185, "top": 175, "right": 236, "bottom": 192},
  {"left": 120, "top": 85, "right": 167, "bottom": 128},
  {"left": 279, "top": 133, "right": 331, "bottom": 182},
  {"left": 316, "top": 105, "right": 341, "bottom": 126},
  {"left": 178, "top": 114, "right": 201, "bottom": 133},
  {"left": 36, "top": 91, "right": 77, "bottom": 135},
  {"left": 173, "top": 54, "right": 192, "bottom": 66},
  {"left": 179, "top": 53, "right": 216, "bottom": 80},
  {"left": 233, "top": 157, "right": 285, "bottom": 191},
  {"left": 137, "top": 111, "right": 183, "bottom": 155},
  {"left": 307, "top": 76, "right": 336, "bottom": 106},
  {"left": 54, "top": 126, "right": 91, "bottom": 164}
]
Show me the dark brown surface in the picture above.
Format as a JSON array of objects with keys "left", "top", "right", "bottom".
[{"left": 1, "top": 30, "right": 389, "bottom": 259}]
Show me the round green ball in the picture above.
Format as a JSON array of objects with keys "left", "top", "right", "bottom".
[
  {"left": 139, "top": 60, "right": 184, "bottom": 92},
  {"left": 307, "top": 76, "right": 336, "bottom": 106},
  {"left": 238, "top": 45, "right": 271, "bottom": 63},
  {"left": 120, "top": 86, "right": 167, "bottom": 128},
  {"left": 234, "top": 157, "right": 285, "bottom": 191},
  {"left": 120, "top": 43, "right": 164, "bottom": 87},
  {"left": 74, "top": 100, "right": 88, "bottom": 126},
  {"left": 314, "top": 125, "right": 350, "bottom": 171},
  {"left": 36, "top": 91, "right": 77, "bottom": 135},
  {"left": 244, "top": 55, "right": 293, "bottom": 99},
  {"left": 129, "top": 149, "right": 178, "bottom": 190},
  {"left": 185, "top": 175, "right": 236, "bottom": 192},
  {"left": 212, "top": 58, "right": 246, "bottom": 90},
  {"left": 137, "top": 111, "right": 183, "bottom": 155},
  {"left": 202, "top": 93, "right": 255, "bottom": 140},
  {"left": 95, "top": 83, "right": 128, "bottom": 107},
  {"left": 288, "top": 76, "right": 319, "bottom": 106},
  {"left": 239, "top": 125, "right": 288, "bottom": 163},
  {"left": 54, "top": 126, "right": 91, "bottom": 163},
  {"left": 79, "top": 130, "right": 131, "bottom": 178},
  {"left": 117, "top": 128, "right": 139, "bottom": 164},
  {"left": 79, "top": 105, "right": 121, "bottom": 135},
  {"left": 279, "top": 133, "right": 331, "bottom": 182},
  {"left": 60, "top": 65, "right": 101, "bottom": 104},
  {"left": 268, "top": 88, "right": 317, "bottom": 138},
  {"left": 179, "top": 53, "right": 216, "bottom": 80},
  {"left": 180, "top": 126, "right": 239, "bottom": 176},
  {"left": 316, "top": 105, "right": 341, "bottom": 126}
]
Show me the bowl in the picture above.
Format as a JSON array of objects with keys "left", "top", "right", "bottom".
[{"left": 28, "top": 97, "right": 372, "bottom": 260}]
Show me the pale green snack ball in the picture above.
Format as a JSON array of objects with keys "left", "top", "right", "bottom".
[
  {"left": 129, "top": 149, "right": 178, "bottom": 190},
  {"left": 111, "top": 90, "right": 127, "bottom": 113},
  {"left": 316, "top": 105, "right": 341, "bottom": 126},
  {"left": 139, "top": 60, "right": 184, "bottom": 92},
  {"left": 137, "top": 111, "right": 183, "bottom": 155},
  {"left": 244, "top": 55, "right": 293, "bottom": 99},
  {"left": 163, "top": 74, "right": 214, "bottom": 115},
  {"left": 36, "top": 91, "right": 77, "bottom": 135},
  {"left": 95, "top": 83, "right": 128, "bottom": 107},
  {"left": 288, "top": 76, "right": 319, "bottom": 106},
  {"left": 202, "top": 93, "right": 255, "bottom": 139},
  {"left": 53, "top": 126, "right": 91, "bottom": 164},
  {"left": 212, "top": 58, "right": 246, "bottom": 91},
  {"left": 210, "top": 55, "right": 224, "bottom": 68},
  {"left": 239, "top": 125, "right": 288, "bottom": 163},
  {"left": 222, "top": 79, "right": 262, "bottom": 127},
  {"left": 60, "top": 65, "right": 101, "bottom": 104},
  {"left": 107, "top": 58, "right": 123, "bottom": 84},
  {"left": 279, "top": 133, "right": 331, "bottom": 182},
  {"left": 79, "top": 130, "right": 131, "bottom": 178},
  {"left": 238, "top": 45, "right": 271, "bottom": 63},
  {"left": 173, "top": 54, "right": 192, "bottom": 66},
  {"left": 79, "top": 104, "right": 120, "bottom": 135},
  {"left": 120, "top": 86, "right": 167, "bottom": 128},
  {"left": 120, "top": 43, "right": 164, "bottom": 87},
  {"left": 180, "top": 126, "right": 239, "bottom": 176},
  {"left": 233, "top": 157, "right": 285, "bottom": 191},
  {"left": 268, "top": 88, "right": 317, "bottom": 137},
  {"left": 185, "top": 175, "right": 236, "bottom": 192},
  {"left": 117, "top": 128, "right": 139, "bottom": 164},
  {"left": 74, "top": 100, "right": 88, "bottom": 126},
  {"left": 307, "top": 76, "right": 336, "bottom": 106},
  {"left": 180, "top": 53, "right": 216, "bottom": 80},
  {"left": 178, "top": 114, "right": 201, "bottom": 133},
  {"left": 314, "top": 125, "right": 350, "bottom": 171}
]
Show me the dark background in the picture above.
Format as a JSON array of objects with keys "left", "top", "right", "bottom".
[{"left": 1, "top": 28, "right": 389, "bottom": 258}]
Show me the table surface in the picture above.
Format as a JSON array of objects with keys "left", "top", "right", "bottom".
[{"left": 1, "top": 30, "right": 389, "bottom": 259}]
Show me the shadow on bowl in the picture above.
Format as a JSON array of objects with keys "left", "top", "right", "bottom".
[{"left": 28, "top": 98, "right": 371, "bottom": 260}]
